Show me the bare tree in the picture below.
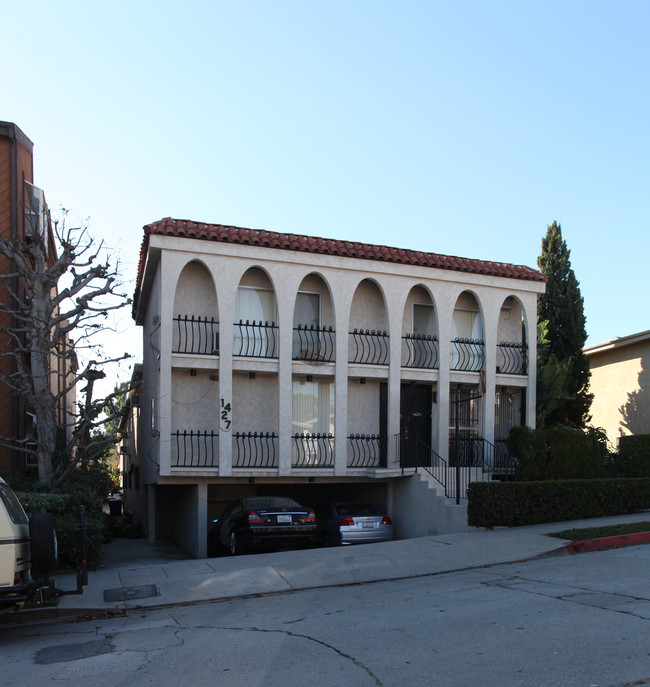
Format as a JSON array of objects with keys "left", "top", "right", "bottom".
[{"left": 0, "top": 210, "right": 131, "bottom": 483}]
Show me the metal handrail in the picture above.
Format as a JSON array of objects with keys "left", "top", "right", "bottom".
[
  {"left": 347, "top": 433, "right": 387, "bottom": 468},
  {"left": 292, "top": 324, "right": 335, "bottom": 362},
  {"left": 402, "top": 333, "right": 439, "bottom": 369},
  {"left": 398, "top": 435, "right": 518, "bottom": 501},
  {"left": 171, "top": 430, "right": 219, "bottom": 467},
  {"left": 172, "top": 315, "right": 219, "bottom": 355},
  {"left": 496, "top": 341, "right": 528, "bottom": 375},
  {"left": 233, "top": 432, "right": 278, "bottom": 468},
  {"left": 292, "top": 433, "right": 334, "bottom": 468},
  {"left": 233, "top": 320, "right": 279, "bottom": 358},
  {"left": 450, "top": 338, "right": 485, "bottom": 371},
  {"left": 349, "top": 328, "right": 389, "bottom": 365}
]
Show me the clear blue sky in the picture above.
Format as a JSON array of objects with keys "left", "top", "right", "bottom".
[{"left": 2, "top": 1, "right": 648, "bottom": 382}]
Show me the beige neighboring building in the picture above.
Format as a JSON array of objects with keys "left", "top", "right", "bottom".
[{"left": 585, "top": 330, "right": 650, "bottom": 447}]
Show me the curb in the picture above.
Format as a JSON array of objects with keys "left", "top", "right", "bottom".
[{"left": 567, "top": 531, "right": 650, "bottom": 554}]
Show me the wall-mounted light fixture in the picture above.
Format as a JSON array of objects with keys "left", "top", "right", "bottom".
[
  {"left": 190, "top": 369, "right": 197, "bottom": 377},
  {"left": 248, "top": 476, "right": 255, "bottom": 484},
  {"left": 306, "top": 375, "right": 313, "bottom": 382},
  {"left": 249, "top": 372, "right": 256, "bottom": 380},
  {"left": 360, "top": 377, "right": 366, "bottom": 384}
]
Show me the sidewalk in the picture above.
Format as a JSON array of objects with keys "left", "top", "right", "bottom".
[{"left": 10, "top": 512, "right": 650, "bottom": 623}]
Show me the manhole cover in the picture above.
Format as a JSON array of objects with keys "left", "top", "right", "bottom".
[{"left": 103, "top": 584, "right": 159, "bottom": 602}]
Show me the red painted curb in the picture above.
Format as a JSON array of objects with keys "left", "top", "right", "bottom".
[{"left": 566, "top": 531, "right": 650, "bottom": 554}]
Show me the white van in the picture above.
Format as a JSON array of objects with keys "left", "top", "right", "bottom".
[{"left": 0, "top": 476, "right": 58, "bottom": 608}]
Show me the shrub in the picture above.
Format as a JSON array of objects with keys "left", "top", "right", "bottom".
[
  {"left": 507, "top": 425, "right": 605, "bottom": 481},
  {"left": 614, "top": 434, "right": 650, "bottom": 477},
  {"left": 9, "top": 461, "right": 114, "bottom": 570},
  {"left": 16, "top": 488, "right": 107, "bottom": 570},
  {"left": 467, "top": 478, "right": 650, "bottom": 528}
]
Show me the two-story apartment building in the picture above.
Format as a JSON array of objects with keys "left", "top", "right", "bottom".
[{"left": 130, "top": 218, "right": 545, "bottom": 557}]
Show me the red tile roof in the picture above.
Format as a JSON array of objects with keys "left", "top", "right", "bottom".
[{"left": 133, "top": 217, "right": 545, "bottom": 317}]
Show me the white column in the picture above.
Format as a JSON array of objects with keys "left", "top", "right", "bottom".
[
  {"left": 158, "top": 251, "right": 176, "bottom": 476},
  {"left": 482, "top": 297, "right": 498, "bottom": 445},
  {"left": 333, "top": 280, "right": 353, "bottom": 476},
  {"left": 196, "top": 483, "right": 208, "bottom": 558},
  {"left": 212, "top": 262, "right": 237, "bottom": 476},
  {"left": 435, "top": 292, "right": 456, "bottom": 462}
]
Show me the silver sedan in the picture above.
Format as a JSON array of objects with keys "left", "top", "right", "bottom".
[{"left": 316, "top": 502, "right": 394, "bottom": 546}]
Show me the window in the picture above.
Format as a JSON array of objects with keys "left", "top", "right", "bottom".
[
  {"left": 292, "top": 380, "right": 334, "bottom": 435},
  {"left": 234, "top": 287, "right": 278, "bottom": 357},
  {"left": 293, "top": 292, "right": 321, "bottom": 359},
  {"left": 235, "top": 287, "right": 277, "bottom": 324},
  {"left": 292, "top": 379, "right": 334, "bottom": 466},
  {"left": 413, "top": 304, "right": 435, "bottom": 336},
  {"left": 0, "top": 483, "right": 28, "bottom": 525},
  {"left": 452, "top": 309, "right": 483, "bottom": 340},
  {"left": 451, "top": 307, "right": 484, "bottom": 371}
]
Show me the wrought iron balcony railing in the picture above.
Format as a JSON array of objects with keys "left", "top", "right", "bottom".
[
  {"left": 496, "top": 341, "right": 527, "bottom": 375},
  {"left": 402, "top": 333, "right": 439, "bottom": 369},
  {"left": 173, "top": 315, "right": 219, "bottom": 355},
  {"left": 292, "top": 324, "right": 335, "bottom": 362},
  {"left": 347, "top": 433, "right": 387, "bottom": 468},
  {"left": 292, "top": 433, "right": 334, "bottom": 468},
  {"left": 233, "top": 320, "right": 279, "bottom": 358},
  {"left": 349, "top": 329, "right": 389, "bottom": 365},
  {"left": 450, "top": 338, "right": 485, "bottom": 371},
  {"left": 171, "top": 430, "right": 218, "bottom": 468},
  {"left": 233, "top": 431, "right": 278, "bottom": 468}
]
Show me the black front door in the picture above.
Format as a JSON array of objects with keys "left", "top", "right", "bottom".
[{"left": 400, "top": 384, "right": 432, "bottom": 467}]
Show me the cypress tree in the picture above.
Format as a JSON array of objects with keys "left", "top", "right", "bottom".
[{"left": 537, "top": 221, "right": 593, "bottom": 428}]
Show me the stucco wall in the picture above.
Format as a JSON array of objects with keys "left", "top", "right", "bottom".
[
  {"left": 588, "top": 337, "right": 650, "bottom": 444},
  {"left": 171, "top": 369, "right": 219, "bottom": 430},
  {"left": 390, "top": 474, "right": 470, "bottom": 538}
]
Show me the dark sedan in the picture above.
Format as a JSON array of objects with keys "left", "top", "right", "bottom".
[{"left": 208, "top": 496, "right": 317, "bottom": 556}]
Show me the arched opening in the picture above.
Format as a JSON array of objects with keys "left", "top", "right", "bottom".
[
  {"left": 401, "top": 285, "right": 438, "bottom": 369},
  {"left": 496, "top": 296, "right": 527, "bottom": 375},
  {"left": 451, "top": 291, "right": 484, "bottom": 371},
  {"left": 348, "top": 279, "right": 389, "bottom": 365},
  {"left": 172, "top": 261, "right": 218, "bottom": 355},
  {"left": 292, "top": 273, "right": 335, "bottom": 362},
  {"left": 234, "top": 267, "right": 278, "bottom": 358}
]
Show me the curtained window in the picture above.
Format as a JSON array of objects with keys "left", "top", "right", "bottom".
[
  {"left": 234, "top": 287, "right": 278, "bottom": 357},
  {"left": 292, "top": 380, "right": 334, "bottom": 435}
]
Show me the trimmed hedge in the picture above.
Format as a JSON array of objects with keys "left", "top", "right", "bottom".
[{"left": 467, "top": 478, "right": 650, "bottom": 528}]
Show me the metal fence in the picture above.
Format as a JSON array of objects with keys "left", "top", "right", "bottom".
[
  {"left": 292, "top": 433, "right": 334, "bottom": 468},
  {"left": 450, "top": 338, "right": 485, "bottom": 371},
  {"left": 496, "top": 341, "right": 527, "bottom": 375},
  {"left": 233, "top": 320, "right": 279, "bottom": 358},
  {"left": 292, "top": 325, "right": 335, "bottom": 362},
  {"left": 347, "top": 434, "right": 387, "bottom": 468},
  {"left": 402, "top": 435, "right": 517, "bottom": 501},
  {"left": 233, "top": 432, "right": 278, "bottom": 468},
  {"left": 171, "top": 430, "right": 218, "bottom": 467},
  {"left": 349, "top": 329, "right": 389, "bottom": 365},
  {"left": 402, "top": 334, "right": 439, "bottom": 369},
  {"left": 172, "top": 316, "right": 219, "bottom": 355}
]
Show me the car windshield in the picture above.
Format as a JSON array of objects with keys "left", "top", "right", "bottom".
[
  {"left": 243, "top": 497, "right": 301, "bottom": 510},
  {"left": 335, "top": 503, "right": 379, "bottom": 517},
  {"left": 0, "top": 483, "right": 29, "bottom": 525}
]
